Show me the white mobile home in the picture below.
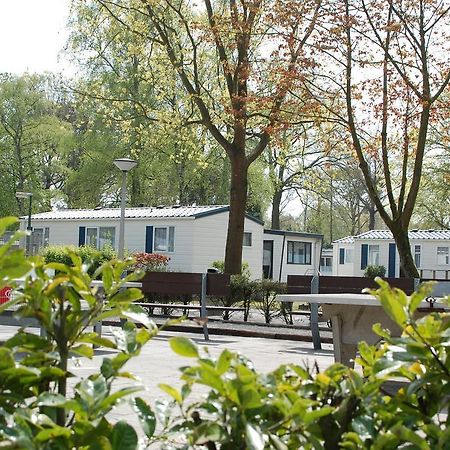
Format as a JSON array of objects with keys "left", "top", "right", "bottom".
[
  {"left": 263, "top": 229, "right": 323, "bottom": 282},
  {"left": 23, "top": 206, "right": 264, "bottom": 278},
  {"left": 22, "top": 205, "right": 324, "bottom": 281},
  {"left": 333, "top": 230, "right": 450, "bottom": 279}
]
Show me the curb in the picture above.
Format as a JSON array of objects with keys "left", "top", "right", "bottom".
[{"left": 103, "top": 320, "right": 333, "bottom": 344}]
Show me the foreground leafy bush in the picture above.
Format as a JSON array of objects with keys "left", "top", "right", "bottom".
[
  {"left": 0, "top": 218, "right": 157, "bottom": 448},
  {"left": 158, "top": 280, "right": 450, "bottom": 449}
]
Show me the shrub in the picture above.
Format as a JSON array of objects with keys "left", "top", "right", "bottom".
[
  {"left": 211, "top": 259, "right": 251, "bottom": 279},
  {"left": 364, "top": 264, "right": 386, "bottom": 278},
  {"left": 41, "top": 244, "right": 117, "bottom": 274},
  {"left": 0, "top": 218, "right": 157, "bottom": 448},
  {"left": 158, "top": 279, "right": 450, "bottom": 449},
  {"left": 253, "top": 279, "right": 286, "bottom": 324},
  {"left": 131, "top": 252, "right": 170, "bottom": 272}
]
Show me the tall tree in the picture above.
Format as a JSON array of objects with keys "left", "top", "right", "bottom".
[
  {"left": 89, "top": 0, "right": 322, "bottom": 273},
  {"left": 309, "top": 0, "right": 450, "bottom": 277},
  {"left": 0, "top": 73, "right": 74, "bottom": 216}
]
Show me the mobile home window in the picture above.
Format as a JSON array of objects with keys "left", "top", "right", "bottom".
[
  {"left": 287, "top": 241, "right": 312, "bottom": 265},
  {"left": 32, "top": 227, "right": 50, "bottom": 248},
  {"left": 243, "top": 232, "right": 252, "bottom": 247},
  {"left": 368, "top": 245, "right": 380, "bottom": 266},
  {"left": 437, "top": 247, "right": 449, "bottom": 265},
  {"left": 85, "top": 227, "right": 116, "bottom": 249},
  {"left": 345, "top": 249, "right": 353, "bottom": 264},
  {"left": 414, "top": 245, "right": 421, "bottom": 267},
  {"left": 154, "top": 226, "right": 175, "bottom": 252},
  {"left": 86, "top": 228, "right": 98, "bottom": 248}
]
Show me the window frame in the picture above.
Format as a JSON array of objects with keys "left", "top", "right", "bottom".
[
  {"left": 414, "top": 244, "right": 421, "bottom": 268},
  {"left": 85, "top": 226, "right": 116, "bottom": 250},
  {"left": 344, "top": 248, "right": 354, "bottom": 264},
  {"left": 32, "top": 227, "right": 50, "bottom": 248},
  {"left": 154, "top": 226, "right": 175, "bottom": 253},
  {"left": 287, "top": 241, "right": 312, "bottom": 265},
  {"left": 437, "top": 246, "right": 449, "bottom": 265},
  {"left": 368, "top": 244, "right": 380, "bottom": 266},
  {"left": 243, "top": 232, "right": 252, "bottom": 247}
]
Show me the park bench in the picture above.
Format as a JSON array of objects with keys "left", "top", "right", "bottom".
[{"left": 136, "top": 271, "right": 234, "bottom": 340}]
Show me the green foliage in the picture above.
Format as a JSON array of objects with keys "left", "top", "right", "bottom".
[
  {"left": 0, "top": 73, "right": 75, "bottom": 216},
  {"left": 364, "top": 264, "right": 387, "bottom": 278},
  {"left": 212, "top": 260, "right": 251, "bottom": 279},
  {"left": 157, "top": 279, "right": 450, "bottom": 449},
  {"left": 41, "top": 244, "right": 117, "bottom": 274},
  {"left": 0, "top": 219, "right": 156, "bottom": 448},
  {"left": 253, "top": 279, "right": 287, "bottom": 324}
]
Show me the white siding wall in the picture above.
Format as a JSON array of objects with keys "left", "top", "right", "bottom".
[
  {"left": 30, "top": 213, "right": 264, "bottom": 278},
  {"left": 332, "top": 244, "right": 355, "bottom": 276},
  {"left": 332, "top": 238, "right": 450, "bottom": 278},
  {"left": 414, "top": 240, "right": 450, "bottom": 278},
  {"left": 190, "top": 212, "right": 263, "bottom": 278},
  {"left": 29, "top": 217, "right": 197, "bottom": 272},
  {"left": 352, "top": 240, "right": 391, "bottom": 277}
]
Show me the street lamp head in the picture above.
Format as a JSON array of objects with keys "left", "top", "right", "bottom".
[
  {"left": 113, "top": 158, "right": 138, "bottom": 172},
  {"left": 16, "top": 191, "right": 32, "bottom": 199}
]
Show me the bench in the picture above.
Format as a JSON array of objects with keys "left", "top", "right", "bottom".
[
  {"left": 134, "top": 302, "right": 245, "bottom": 317},
  {"left": 139, "top": 271, "right": 232, "bottom": 340}
]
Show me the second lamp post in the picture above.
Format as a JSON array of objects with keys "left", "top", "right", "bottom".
[{"left": 113, "top": 158, "right": 137, "bottom": 259}]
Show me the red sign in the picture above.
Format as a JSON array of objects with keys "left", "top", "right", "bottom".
[{"left": 0, "top": 287, "right": 12, "bottom": 304}]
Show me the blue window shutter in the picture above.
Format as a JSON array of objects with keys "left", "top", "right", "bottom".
[
  {"left": 78, "top": 227, "right": 86, "bottom": 246},
  {"left": 388, "top": 243, "right": 396, "bottom": 277},
  {"left": 339, "top": 248, "right": 345, "bottom": 265},
  {"left": 361, "top": 244, "right": 368, "bottom": 269},
  {"left": 145, "top": 226, "right": 153, "bottom": 253}
]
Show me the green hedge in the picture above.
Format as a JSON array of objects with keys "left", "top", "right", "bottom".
[{"left": 40, "top": 244, "right": 116, "bottom": 274}]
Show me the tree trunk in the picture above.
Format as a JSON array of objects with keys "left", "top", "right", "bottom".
[
  {"left": 271, "top": 189, "right": 282, "bottom": 229},
  {"left": 368, "top": 201, "right": 376, "bottom": 230},
  {"left": 224, "top": 153, "right": 248, "bottom": 275},
  {"left": 390, "top": 223, "right": 419, "bottom": 278}
]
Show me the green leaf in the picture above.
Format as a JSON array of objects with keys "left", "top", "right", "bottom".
[
  {"left": 159, "top": 383, "right": 182, "bottom": 403},
  {"left": 111, "top": 421, "right": 138, "bottom": 450},
  {"left": 79, "top": 333, "right": 117, "bottom": 349},
  {"left": 99, "top": 386, "right": 142, "bottom": 410},
  {"left": 193, "top": 422, "right": 225, "bottom": 445},
  {"left": 36, "top": 393, "right": 68, "bottom": 407},
  {"left": 0, "top": 216, "right": 18, "bottom": 236},
  {"left": 109, "top": 288, "right": 143, "bottom": 304},
  {"left": 216, "top": 349, "right": 233, "bottom": 375},
  {"left": 36, "top": 425, "right": 71, "bottom": 442},
  {"left": 245, "top": 423, "right": 265, "bottom": 450},
  {"left": 169, "top": 336, "right": 199, "bottom": 358},
  {"left": 133, "top": 397, "right": 156, "bottom": 438},
  {"left": 71, "top": 344, "right": 94, "bottom": 358}
]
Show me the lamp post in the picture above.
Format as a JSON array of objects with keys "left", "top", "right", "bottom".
[
  {"left": 16, "top": 191, "right": 33, "bottom": 255},
  {"left": 113, "top": 158, "right": 137, "bottom": 259}
]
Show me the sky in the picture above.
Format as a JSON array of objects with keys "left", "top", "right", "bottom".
[{"left": 0, "top": 0, "right": 73, "bottom": 76}]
